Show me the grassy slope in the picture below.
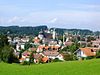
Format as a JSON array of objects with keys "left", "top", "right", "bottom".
[{"left": 0, "top": 59, "right": 100, "bottom": 75}]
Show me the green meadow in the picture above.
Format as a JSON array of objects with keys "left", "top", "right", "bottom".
[{"left": 0, "top": 59, "right": 100, "bottom": 75}]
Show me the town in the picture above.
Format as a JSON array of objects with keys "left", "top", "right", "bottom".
[
  {"left": 0, "top": 26, "right": 100, "bottom": 65},
  {"left": 0, "top": 0, "right": 100, "bottom": 75}
]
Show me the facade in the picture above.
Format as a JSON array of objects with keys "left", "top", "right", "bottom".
[{"left": 76, "top": 48, "right": 96, "bottom": 59}]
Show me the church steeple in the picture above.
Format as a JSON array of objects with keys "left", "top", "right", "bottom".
[{"left": 52, "top": 28, "right": 56, "bottom": 40}]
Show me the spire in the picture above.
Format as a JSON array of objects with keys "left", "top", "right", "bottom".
[{"left": 52, "top": 28, "right": 56, "bottom": 40}]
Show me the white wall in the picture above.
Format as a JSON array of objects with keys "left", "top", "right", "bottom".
[{"left": 77, "top": 50, "right": 87, "bottom": 58}]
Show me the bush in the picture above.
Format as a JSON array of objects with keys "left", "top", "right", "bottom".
[
  {"left": 53, "top": 58, "right": 62, "bottom": 62},
  {"left": 22, "top": 61, "right": 30, "bottom": 65},
  {"left": 86, "top": 56, "right": 95, "bottom": 60},
  {"left": 96, "top": 50, "right": 100, "bottom": 58},
  {"left": 62, "top": 53, "right": 73, "bottom": 61}
]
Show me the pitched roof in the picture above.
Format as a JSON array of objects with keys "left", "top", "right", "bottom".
[
  {"left": 38, "top": 45, "right": 45, "bottom": 49},
  {"left": 22, "top": 51, "right": 31, "bottom": 56},
  {"left": 42, "top": 57, "right": 48, "bottom": 62},
  {"left": 86, "top": 47, "right": 100, "bottom": 52},
  {"left": 33, "top": 37, "right": 40, "bottom": 43},
  {"left": 33, "top": 53, "right": 42, "bottom": 59},
  {"left": 79, "top": 48, "right": 96, "bottom": 56},
  {"left": 43, "top": 33, "right": 52, "bottom": 39},
  {"left": 65, "top": 42, "right": 73, "bottom": 46},
  {"left": 20, "top": 57, "right": 25, "bottom": 61},
  {"left": 29, "top": 48, "right": 36, "bottom": 51},
  {"left": 43, "top": 50, "right": 59, "bottom": 56}
]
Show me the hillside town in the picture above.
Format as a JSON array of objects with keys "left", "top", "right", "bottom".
[
  {"left": 3, "top": 28, "right": 100, "bottom": 64},
  {"left": 0, "top": 0, "right": 100, "bottom": 75}
]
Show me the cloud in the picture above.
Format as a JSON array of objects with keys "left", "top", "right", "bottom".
[
  {"left": 49, "top": 18, "right": 58, "bottom": 23},
  {"left": 0, "top": 10, "right": 100, "bottom": 31},
  {"left": 7, "top": 16, "right": 26, "bottom": 24},
  {"left": 8, "top": 16, "right": 20, "bottom": 23}
]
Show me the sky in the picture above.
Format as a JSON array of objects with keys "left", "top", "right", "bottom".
[{"left": 0, "top": 0, "right": 100, "bottom": 31}]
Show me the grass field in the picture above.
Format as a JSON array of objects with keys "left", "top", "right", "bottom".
[{"left": 0, "top": 59, "right": 100, "bottom": 75}]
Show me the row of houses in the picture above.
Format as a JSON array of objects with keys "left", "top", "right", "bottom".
[
  {"left": 9, "top": 30, "right": 64, "bottom": 64},
  {"left": 8, "top": 29, "right": 100, "bottom": 63}
]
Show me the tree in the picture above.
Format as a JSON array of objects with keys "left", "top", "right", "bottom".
[
  {"left": 25, "top": 42, "right": 32, "bottom": 50},
  {"left": 62, "top": 53, "right": 73, "bottom": 61},
  {"left": 60, "top": 43, "right": 79, "bottom": 54},
  {"left": 60, "top": 46, "right": 69, "bottom": 53},
  {"left": 29, "top": 51, "right": 34, "bottom": 65},
  {"left": 0, "top": 47, "right": 3, "bottom": 62},
  {"left": 0, "top": 35, "right": 19, "bottom": 63},
  {"left": 0, "top": 35, "right": 9, "bottom": 48},
  {"left": 1, "top": 45, "right": 19, "bottom": 63},
  {"left": 67, "top": 43, "right": 79, "bottom": 53},
  {"left": 96, "top": 50, "right": 100, "bottom": 58}
]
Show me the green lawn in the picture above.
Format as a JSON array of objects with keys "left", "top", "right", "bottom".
[{"left": 0, "top": 59, "right": 100, "bottom": 75}]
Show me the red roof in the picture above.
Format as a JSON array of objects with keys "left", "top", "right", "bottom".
[
  {"left": 33, "top": 37, "right": 40, "bottom": 43},
  {"left": 42, "top": 57, "right": 48, "bottom": 62},
  {"left": 80, "top": 48, "right": 96, "bottom": 56}
]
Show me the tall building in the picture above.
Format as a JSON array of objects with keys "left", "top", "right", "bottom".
[{"left": 52, "top": 28, "right": 56, "bottom": 40}]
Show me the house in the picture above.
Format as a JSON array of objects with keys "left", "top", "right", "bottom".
[
  {"left": 37, "top": 45, "right": 45, "bottom": 52},
  {"left": 21, "top": 37, "right": 29, "bottom": 43},
  {"left": 33, "top": 37, "right": 40, "bottom": 45},
  {"left": 42, "top": 50, "right": 64, "bottom": 60},
  {"left": 38, "top": 30, "right": 52, "bottom": 43},
  {"left": 33, "top": 53, "right": 42, "bottom": 64},
  {"left": 44, "top": 46, "right": 49, "bottom": 50},
  {"left": 29, "top": 47, "right": 36, "bottom": 52},
  {"left": 42, "top": 56, "right": 49, "bottom": 63},
  {"left": 91, "top": 39, "right": 100, "bottom": 47},
  {"left": 7, "top": 36, "right": 12, "bottom": 45},
  {"left": 16, "top": 42, "right": 25, "bottom": 51},
  {"left": 64, "top": 41, "right": 74, "bottom": 46},
  {"left": 13, "top": 37, "right": 20, "bottom": 43},
  {"left": 78, "top": 41, "right": 87, "bottom": 47},
  {"left": 19, "top": 51, "right": 31, "bottom": 63},
  {"left": 50, "top": 45, "right": 60, "bottom": 50},
  {"left": 42, "top": 38, "right": 53, "bottom": 44},
  {"left": 75, "top": 48, "right": 96, "bottom": 59}
]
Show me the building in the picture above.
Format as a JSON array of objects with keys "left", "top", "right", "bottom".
[{"left": 75, "top": 48, "right": 96, "bottom": 59}]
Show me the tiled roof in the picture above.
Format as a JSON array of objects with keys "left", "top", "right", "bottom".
[
  {"left": 42, "top": 57, "right": 48, "bottom": 62},
  {"left": 22, "top": 51, "right": 31, "bottom": 56},
  {"left": 33, "top": 53, "right": 42, "bottom": 59},
  {"left": 80, "top": 48, "right": 96, "bottom": 56},
  {"left": 43, "top": 50, "right": 59, "bottom": 56},
  {"left": 33, "top": 37, "right": 40, "bottom": 43},
  {"left": 65, "top": 42, "right": 73, "bottom": 46},
  {"left": 38, "top": 45, "right": 45, "bottom": 49},
  {"left": 29, "top": 48, "right": 36, "bottom": 51}
]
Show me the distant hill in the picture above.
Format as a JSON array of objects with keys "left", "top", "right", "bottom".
[
  {"left": 50, "top": 28, "right": 94, "bottom": 36},
  {"left": 0, "top": 25, "right": 99, "bottom": 36},
  {"left": 0, "top": 25, "right": 48, "bottom": 36}
]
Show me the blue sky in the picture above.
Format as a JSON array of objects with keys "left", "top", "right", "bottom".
[{"left": 0, "top": 0, "right": 100, "bottom": 31}]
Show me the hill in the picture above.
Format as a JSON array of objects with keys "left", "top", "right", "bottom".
[
  {"left": 0, "top": 59, "right": 100, "bottom": 75},
  {"left": 51, "top": 28, "right": 93, "bottom": 36},
  {"left": 0, "top": 25, "right": 48, "bottom": 36},
  {"left": 0, "top": 25, "right": 99, "bottom": 36}
]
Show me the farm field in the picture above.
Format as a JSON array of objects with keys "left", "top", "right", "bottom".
[{"left": 0, "top": 59, "right": 100, "bottom": 75}]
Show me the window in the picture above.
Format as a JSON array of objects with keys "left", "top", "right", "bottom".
[{"left": 91, "top": 49, "right": 94, "bottom": 52}]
